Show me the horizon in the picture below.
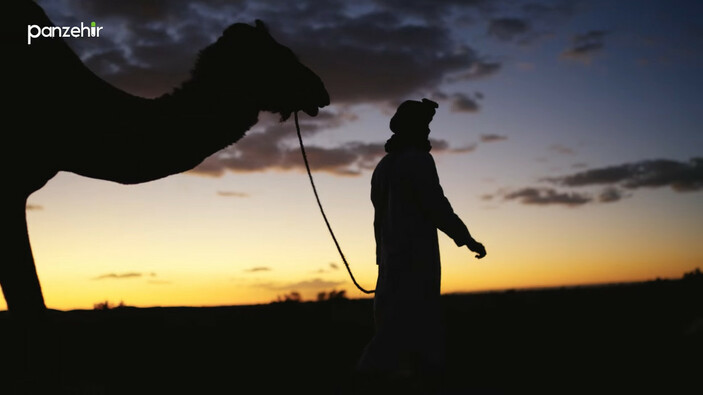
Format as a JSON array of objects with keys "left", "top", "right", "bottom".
[
  {"left": 6, "top": 269, "right": 696, "bottom": 313},
  {"left": 6, "top": 0, "right": 703, "bottom": 311}
]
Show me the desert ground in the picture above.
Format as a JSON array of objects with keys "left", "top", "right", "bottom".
[{"left": 1, "top": 274, "right": 701, "bottom": 394}]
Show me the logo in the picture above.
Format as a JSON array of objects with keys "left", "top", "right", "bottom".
[{"left": 27, "top": 21, "right": 103, "bottom": 45}]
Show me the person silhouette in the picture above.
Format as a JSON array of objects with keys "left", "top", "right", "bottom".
[{"left": 355, "top": 98, "right": 486, "bottom": 394}]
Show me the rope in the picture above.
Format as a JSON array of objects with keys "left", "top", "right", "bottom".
[{"left": 294, "top": 112, "right": 375, "bottom": 294}]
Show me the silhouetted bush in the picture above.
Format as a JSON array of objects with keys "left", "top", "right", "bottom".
[
  {"left": 275, "top": 291, "right": 302, "bottom": 303},
  {"left": 683, "top": 267, "right": 702, "bottom": 281},
  {"left": 316, "top": 289, "right": 348, "bottom": 302},
  {"left": 328, "top": 289, "right": 347, "bottom": 300},
  {"left": 93, "top": 300, "right": 125, "bottom": 310}
]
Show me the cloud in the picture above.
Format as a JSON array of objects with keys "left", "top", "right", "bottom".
[
  {"left": 217, "top": 191, "right": 250, "bottom": 198},
  {"left": 190, "top": 111, "right": 471, "bottom": 177},
  {"left": 451, "top": 60, "right": 502, "bottom": 80},
  {"left": 26, "top": 204, "right": 44, "bottom": 211},
  {"left": 549, "top": 144, "right": 576, "bottom": 155},
  {"left": 522, "top": 2, "right": 575, "bottom": 19},
  {"left": 487, "top": 18, "right": 530, "bottom": 41},
  {"left": 37, "top": 0, "right": 494, "bottom": 104},
  {"left": 244, "top": 267, "right": 271, "bottom": 273},
  {"left": 254, "top": 278, "right": 345, "bottom": 292},
  {"left": 489, "top": 158, "right": 702, "bottom": 209},
  {"left": 561, "top": 30, "right": 608, "bottom": 64},
  {"left": 37, "top": 0, "right": 217, "bottom": 98},
  {"left": 36, "top": 0, "right": 583, "bottom": 104},
  {"left": 284, "top": 16, "right": 488, "bottom": 105},
  {"left": 373, "top": 0, "right": 488, "bottom": 22},
  {"left": 450, "top": 93, "right": 481, "bottom": 113},
  {"left": 430, "top": 138, "right": 477, "bottom": 154},
  {"left": 33, "top": 0, "right": 588, "bottom": 179},
  {"left": 502, "top": 187, "right": 592, "bottom": 207},
  {"left": 480, "top": 134, "right": 508, "bottom": 143},
  {"left": 449, "top": 143, "right": 478, "bottom": 154},
  {"left": 484, "top": 2, "right": 577, "bottom": 46},
  {"left": 547, "top": 158, "right": 703, "bottom": 192},
  {"left": 598, "top": 187, "right": 627, "bottom": 203},
  {"left": 313, "top": 262, "right": 342, "bottom": 274},
  {"left": 93, "top": 272, "right": 144, "bottom": 280}
]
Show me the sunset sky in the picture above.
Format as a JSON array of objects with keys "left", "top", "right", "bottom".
[{"left": 8, "top": 0, "right": 702, "bottom": 311}]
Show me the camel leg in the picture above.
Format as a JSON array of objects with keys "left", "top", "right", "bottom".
[{"left": 0, "top": 198, "right": 46, "bottom": 320}]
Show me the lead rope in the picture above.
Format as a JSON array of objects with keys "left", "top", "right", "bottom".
[{"left": 294, "top": 111, "right": 375, "bottom": 294}]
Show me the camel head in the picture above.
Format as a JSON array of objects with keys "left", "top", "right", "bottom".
[{"left": 191, "top": 20, "right": 330, "bottom": 120}]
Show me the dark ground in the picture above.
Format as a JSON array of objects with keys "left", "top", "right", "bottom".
[{"left": 1, "top": 276, "right": 701, "bottom": 394}]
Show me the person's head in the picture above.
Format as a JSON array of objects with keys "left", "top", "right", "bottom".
[{"left": 389, "top": 98, "right": 439, "bottom": 139}]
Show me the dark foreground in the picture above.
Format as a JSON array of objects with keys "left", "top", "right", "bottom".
[{"left": 1, "top": 277, "right": 701, "bottom": 395}]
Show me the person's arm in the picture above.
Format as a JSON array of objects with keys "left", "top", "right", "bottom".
[{"left": 410, "top": 153, "right": 486, "bottom": 258}]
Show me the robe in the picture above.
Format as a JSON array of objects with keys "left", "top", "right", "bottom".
[{"left": 357, "top": 147, "right": 472, "bottom": 375}]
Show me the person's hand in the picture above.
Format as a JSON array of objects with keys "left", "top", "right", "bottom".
[{"left": 467, "top": 240, "right": 486, "bottom": 259}]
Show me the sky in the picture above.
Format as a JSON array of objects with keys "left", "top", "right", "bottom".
[{"left": 9, "top": 0, "right": 703, "bottom": 310}]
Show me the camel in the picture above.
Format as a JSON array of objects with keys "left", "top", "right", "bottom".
[{"left": 4, "top": 0, "right": 330, "bottom": 319}]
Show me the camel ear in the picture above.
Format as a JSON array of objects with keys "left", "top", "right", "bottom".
[
  {"left": 422, "top": 98, "right": 439, "bottom": 109},
  {"left": 255, "top": 19, "right": 269, "bottom": 34}
]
